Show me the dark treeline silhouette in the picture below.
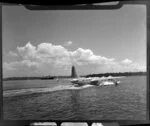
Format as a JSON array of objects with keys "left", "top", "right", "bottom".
[
  {"left": 3, "top": 72, "right": 146, "bottom": 81},
  {"left": 85, "top": 71, "right": 147, "bottom": 78},
  {"left": 3, "top": 76, "right": 55, "bottom": 81}
]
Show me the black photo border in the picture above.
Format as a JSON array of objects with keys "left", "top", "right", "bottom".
[{"left": 0, "top": 0, "right": 150, "bottom": 126}]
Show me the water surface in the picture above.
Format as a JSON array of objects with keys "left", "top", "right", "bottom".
[{"left": 3, "top": 76, "right": 146, "bottom": 120}]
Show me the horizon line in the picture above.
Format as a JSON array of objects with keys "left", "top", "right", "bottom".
[{"left": 3, "top": 71, "right": 147, "bottom": 79}]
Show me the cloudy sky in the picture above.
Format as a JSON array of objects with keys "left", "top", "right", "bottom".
[{"left": 2, "top": 5, "right": 146, "bottom": 77}]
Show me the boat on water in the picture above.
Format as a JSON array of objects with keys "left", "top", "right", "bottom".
[{"left": 70, "top": 66, "right": 120, "bottom": 86}]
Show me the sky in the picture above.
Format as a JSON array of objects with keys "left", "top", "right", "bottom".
[{"left": 2, "top": 5, "right": 146, "bottom": 77}]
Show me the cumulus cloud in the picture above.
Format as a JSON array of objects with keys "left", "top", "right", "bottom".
[
  {"left": 3, "top": 60, "right": 40, "bottom": 71},
  {"left": 17, "top": 41, "right": 36, "bottom": 60},
  {"left": 70, "top": 48, "right": 115, "bottom": 65},
  {"left": 4, "top": 41, "right": 146, "bottom": 75},
  {"left": 15, "top": 42, "right": 115, "bottom": 67},
  {"left": 119, "top": 58, "right": 146, "bottom": 72},
  {"left": 8, "top": 51, "right": 18, "bottom": 57},
  {"left": 64, "top": 41, "right": 73, "bottom": 46},
  {"left": 121, "top": 58, "right": 133, "bottom": 64}
]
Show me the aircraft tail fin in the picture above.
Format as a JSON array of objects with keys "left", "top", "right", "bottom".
[{"left": 71, "top": 65, "right": 78, "bottom": 78}]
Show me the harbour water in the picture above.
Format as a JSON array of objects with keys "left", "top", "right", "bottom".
[{"left": 3, "top": 76, "right": 146, "bottom": 120}]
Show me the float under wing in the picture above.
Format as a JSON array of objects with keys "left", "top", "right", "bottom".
[{"left": 70, "top": 76, "right": 120, "bottom": 86}]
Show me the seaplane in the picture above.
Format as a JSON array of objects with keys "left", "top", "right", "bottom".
[{"left": 70, "top": 66, "right": 120, "bottom": 87}]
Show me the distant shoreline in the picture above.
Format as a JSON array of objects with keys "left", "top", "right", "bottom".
[
  {"left": 85, "top": 71, "right": 146, "bottom": 78},
  {"left": 3, "top": 72, "right": 146, "bottom": 81}
]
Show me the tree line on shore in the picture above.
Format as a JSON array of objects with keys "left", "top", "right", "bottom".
[
  {"left": 3, "top": 71, "right": 146, "bottom": 81},
  {"left": 85, "top": 71, "right": 146, "bottom": 78}
]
